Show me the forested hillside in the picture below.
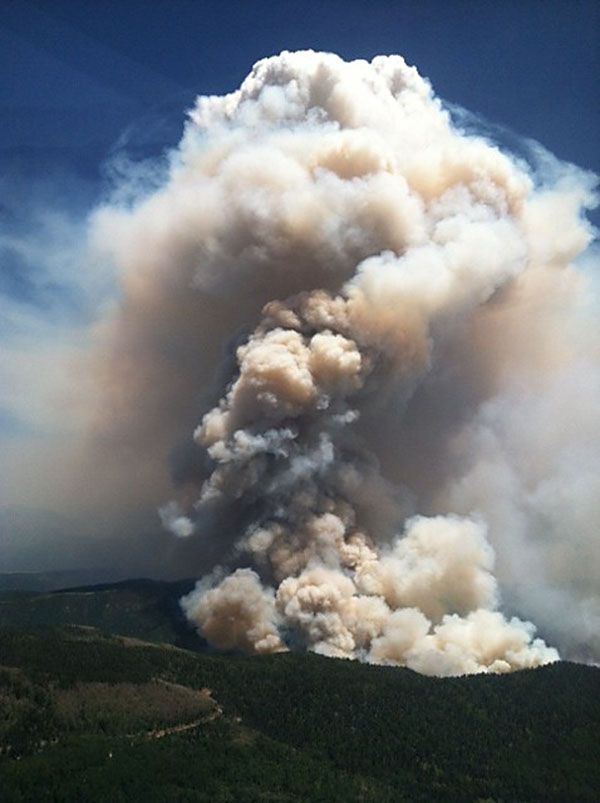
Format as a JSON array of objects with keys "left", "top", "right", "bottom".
[
  {"left": 0, "top": 579, "right": 201, "bottom": 649},
  {"left": 1, "top": 626, "right": 598, "bottom": 802}
]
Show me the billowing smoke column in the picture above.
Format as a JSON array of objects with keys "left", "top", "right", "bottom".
[{"left": 93, "top": 51, "right": 599, "bottom": 674}]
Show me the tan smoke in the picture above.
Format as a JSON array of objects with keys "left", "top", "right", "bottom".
[
  {"left": 88, "top": 51, "right": 598, "bottom": 673},
  {"left": 181, "top": 568, "right": 282, "bottom": 654}
]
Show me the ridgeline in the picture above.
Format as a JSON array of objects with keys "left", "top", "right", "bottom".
[{"left": 0, "top": 580, "right": 598, "bottom": 801}]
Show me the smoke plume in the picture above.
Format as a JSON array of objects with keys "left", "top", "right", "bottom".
[{"left": 89, "top": 51, "right": 598, "bottom": 674}]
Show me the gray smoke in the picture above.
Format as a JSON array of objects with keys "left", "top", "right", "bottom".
[{"left": 86, "top": 51, "right": 598, "bottom": 674}]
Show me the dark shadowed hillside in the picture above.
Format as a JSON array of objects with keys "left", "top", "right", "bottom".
[
  {"left": 0, "top": 570, "right": 132, "bottom": 593},
  {"left": 0, "top": 579, "right": 203, "bottom": 650},
  {"left": 0, "top": 625, "right": 598, "bottom": 802}
]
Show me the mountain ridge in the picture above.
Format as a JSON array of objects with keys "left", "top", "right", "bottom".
[
  {"left": 0, "top": 624, "right": 598, "bottom": 801},
  {"left": 1, "top": 579, "right": 598, "bottom": 801}
]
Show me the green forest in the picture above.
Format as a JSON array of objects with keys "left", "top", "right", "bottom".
[{"left": 0, "top": 622, "right": 598, "bottom": 802}]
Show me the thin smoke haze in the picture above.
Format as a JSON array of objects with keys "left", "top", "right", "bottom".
[{"left": 83, "top": 51, "right": 598, "bottom": 674}]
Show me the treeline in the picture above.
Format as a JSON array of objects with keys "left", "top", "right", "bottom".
[
  {"left": 0, "top": 626, "right": 598, "bottom": 801},
  {"left": 0, "top": 579, "right": 201, "bottom": 649}
]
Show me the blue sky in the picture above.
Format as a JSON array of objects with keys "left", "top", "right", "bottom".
[
  {"left": 2, "top": 0, "right": 598, "bottom": 175},
  {"left": 0, "top": 0, "right": 598, "bottom": 569},
  {"left": 1, "top": 1, "right": 597, "bottom": 325}
]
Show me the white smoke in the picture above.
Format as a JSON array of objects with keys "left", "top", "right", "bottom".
[{"left": 89, "top": 51, "right": 598, "bottom": 674}]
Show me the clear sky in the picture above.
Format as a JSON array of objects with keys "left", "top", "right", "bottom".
[
  {"left": 2, "top": 0, "right": 598, "bottom": 174},
  {"left": 1, "top": 0, "right": 598, "bottom": 299},
  {"left": 1, "top": 0, "right": 598, "bottom": 312},
  {"left": 0, "top": 0, "right": 598, "bottom": 578}
]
